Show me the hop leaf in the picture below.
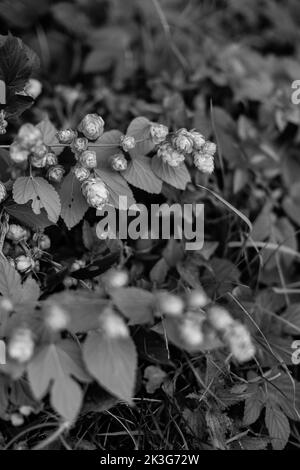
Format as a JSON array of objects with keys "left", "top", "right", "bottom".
[
  {"left": 152, "top": 154, "right": 190, "bottom": 190},
  {"left": 95, "top": 168, "right": 135, "bottom": 210},
  {"left": 59, "top": 171, "right": 89, "bottom": 229},
  {"left": 123, "top": 156, "right": 162, "bottom": 194},
  {"left": 13, "top": 176, "right": 61, "bottom": 223},
  {"left": 95, "top": 130, "right": 123, "bottom": 168},
  {"left": 126, "top": 116, "right": 155, "bottom": 158}
]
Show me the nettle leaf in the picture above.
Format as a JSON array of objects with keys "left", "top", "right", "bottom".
[
  {"left": 36, "top": 118, "right": 63, "bottom": 156},
  {"left": 95, "top": 130, "right": 122, "bottom": 168},
  {"left": 95, "top": 168, "right": 135, "bottom": 209},
  {"left": 27, "top": 340, "right": 90, "bottom": 422},
  {"left": 83, "top": 330, "right": 137, "bottom": 403},
  {"left": 127, "top": 116, "right": 155, "bottom": 158},
  {"left": 0, "top": 257, "right": 40, "bottom": 306},
  {"left": 44, "top": 291, "right": 109, "bottom": 333},
  {"left": 4, "top": 201, "right": 52, "bottom": 230},
  {"left": 13, "top": 176, "right": 61, "bottom": 224},
  {"left": 111, "top": 287, "right": 155, "bottom": 325},
  {"left": 152, "top": 155, "right": 190, "bottom": 190},
  {"left": 123, "top": 156, "right": 162, "bottom": 194},
  {"left": 265, "top": 404, "right": 290, "bottom": 450},
  {"left": 59, "top": 171, "right": 89, "bottom": 229}
]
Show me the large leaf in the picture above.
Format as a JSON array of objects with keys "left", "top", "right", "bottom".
[
  {"left": 83, "top": 330, "right": 137, "bottom": 403},
  {"left": 123, "top": 156, "right": 162, "bottom": 194},
  {"left": 0, "top": 35, "right": 36, "bottom": 93},
  {"left": 111, "top": 287, "right": 155, "bottom": 325},
  {"left": 27, "top": 340, "right": 89, "bottom": 422},
  {"left": 0, "top": 35, "right": 38, "bottom": 119},
  {"left": 151, "top": 155, "right": 190, "bottom": 190},
  {"left": 95, "top": 130, "right": 122, "bottom": 169},
  {"left": 13, "top": 176, "right": 61, "bottom": 223},
  {"left": 59, "top": 171, "right": 89, "bottom": 229},
  {"left": 126, "top": 116, "right": 154, "bottom": 158},
  {"left": 95, "top": 168, "right": 135, "bottom": 209}
]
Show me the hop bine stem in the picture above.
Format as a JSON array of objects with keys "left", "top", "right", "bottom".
[{"left": 0, "top": 138, "right": 148, "bottom": 150}]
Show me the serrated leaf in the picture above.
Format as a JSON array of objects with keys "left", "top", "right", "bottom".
[
  {"left": 27, "top": 340, "right": 89, "bottom": 422},
  {"left": 95, "top": 130, "right": 122, "bottom": 168},
  {"left": 152, "top": 155, "right": 190, "bottom": 190},
  {"left": 13, "top": 176, "right": 61, "bottom": 223},
  {"left": 83, "top": 330, "right": 137, "bottom": 403},
  {"left": 243, "top": 386, "right": 265, "bottom": 426},
  {"left": 95, "top": 168, "right": 135, "bottom": 209},
  {"left": 265, "top": 404, "right": 290, "bottom": 450},
  {"left": 127, "top": 116, "right": 154, "bottom": 158},
  {"left": 0, "top": 35, "right": 33, "bottom": 93},
  {"left": 36, "top": 118, "right": 63, "bottom": 155},
  {"left": 59, "top": 171, "right": 89, "bottom": 229},
  {"left": 0, "top": 35, "right": 38, "bottom": 119},
  {"left": 123, "top": 156, "right": 162, "bottom": 194},
  {"left": 266, "top": 374, "right": 300, "bottom": 421},
  {"left": 111, "top": 287, "right": 155, "bottom": 325},
  {"left": 4, "top": 201, "right": 52, "bottom": 230}
]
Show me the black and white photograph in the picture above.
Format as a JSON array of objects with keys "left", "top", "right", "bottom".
[{"left": 0, "top": 0, "right": 299, "bottom": 454}]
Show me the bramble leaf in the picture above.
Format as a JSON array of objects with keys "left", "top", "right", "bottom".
[{"left": 265, "top": 404, "right": 290, "bottom": 450}]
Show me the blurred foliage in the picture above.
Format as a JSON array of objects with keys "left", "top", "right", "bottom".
[{"left": 1, "top": 0, "right": 300, "bottom": 451}]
